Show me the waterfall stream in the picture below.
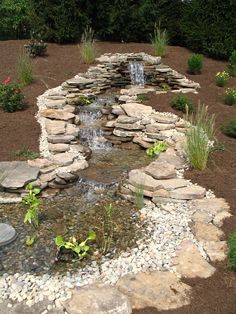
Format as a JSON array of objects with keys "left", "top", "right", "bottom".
[{"left": 129, "top": 62, "right": 145, "bottom": 86}]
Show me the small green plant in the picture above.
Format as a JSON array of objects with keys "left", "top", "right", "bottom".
[
  {"left": 150, "top": 22, "right": 168, "bottom": 57},
  {"left": 22, "top": 183, "right": 40, "bottom": 229},
  {"left": 102, "top": 203, "right": 115, "bottom": 254},
  {"left": 170, "top": 94, "right": 194, "bottom": 113},
  {"left": 26, "top": 235, "right": 37, "bottom": 246},
  {"left": 15, "top": 148, "right": 39, "bottom": 160},
  {"left": 78, "top": 95, "right": 94, "bottom": 105},
  {"left": 55, "top": 231, "right": 96, "bottom": 258},
  {"left": 17, "top": 53, "right": 33, "bottom": 86},
  {"left": 228, "top": 229, "right": 236, "bottom": 270},
  {"left": 0, "top": 77, "right": 24, "bottom": 112},
  {"left": 134, "top": 184, "right": 144, "bottom": 210},
  {"left": 160, "top": 83, "right": 171, "bottom": 91},
  {"left": 79, "top": 26, "right": 95, "bottom": 64},
  {"left": 222, "top": 120, "right": 236, "bottom": 138},
  {"left": 136, "top": 94, "right": 148, "bottom": 103},
  {"left": 224, "top": 88, "right": 236, "bottom": 106},
  {"left": 146, "top": 141, "right": 168, "bottom": 157},
  {"left": 228, "top": 50, "right": 236, "bottom": 77},
  {"left": 215, "top": 71, "right": 230, "bottom": 87},
  {"left": 187, "top": 54, "right": 203, "bottom": 74},
  {"left": 185, "top": 104, "right": 215, "bottom": 170}
]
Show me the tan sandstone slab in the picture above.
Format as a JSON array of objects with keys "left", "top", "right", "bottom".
[
  {"left": 45, "top": 119, "right": 66, "bottom": 135},
  {"left": 202, "top": 241, "right": 227, "bottom": 262},
  {"left": 145, "top": 161, "right": 176, "bottom": 179},
  {"left": 156, "top": 178, "right": 189, "bottom": 191},
  {"left": 191, "top": 198, "right": 230, "bottom": 215},
  {"left": 63, "top": 285, "right": 132, "bottom": 314},
  {"left": 50, "top": 153, "right": 78, "bottom": 166},
  {"left": 146, "top": 123, "right": 174, "bottom": 132},
  {"left": 170, "top": 185, "right": 206, "bottom": 200},
  {"left": 193, "top": 222, "right": 224, "bottom": 242},
  {"left": 157, "top": 153, "right": 186, "bottom": 169},
  {"left": 116, "top": 271, "right": 191, "bottom": 310},
  {"left": 173, "top": 240, "right": 215, "bottom": 278},
  {"left": 121, "top": 103, "right": 153, "bottom": 118},
  {"left": 40, "top": 109, "right": 75, "bottom": 121},
  {"left": 128, "top": 169, "right": 163, "bottom": 192}
]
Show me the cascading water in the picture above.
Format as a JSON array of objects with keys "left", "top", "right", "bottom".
[
  {"left": 129, "top": 62, "right": 145, "bottom": 86},
  {"left": 79, "top": 102, "right": 111, "bottom": 150}
]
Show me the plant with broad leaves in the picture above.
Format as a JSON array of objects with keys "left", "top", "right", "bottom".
[
  {"left": 22, "top": 183, "right": 40, "bottom": 229},
  {"left": 146, "top": 141, "right": 168, "bottom": 157},
  {"left": 55, "top": 230, "right": 96, "bottom": 258}
]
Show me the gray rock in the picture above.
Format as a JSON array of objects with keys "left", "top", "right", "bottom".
[
  {"left": 0, "top": 162, "right": 39, "bottom": 189},
  {"left": 50, "top": 153, "right": 78, "bottom": 166},
  {"left": 113, "top": 129, "right": 137, "bottom": 138},
  {"left": 48, "top": 135, "right": 75, "bottom": 144},
  {"left": 117, "top": 115, "right": 139, "bottom": 124},
  {"left": 0, "top": 223, "right": 17, "bottom": 246},
  {"left": 63, "top": 285, "right": 132, "bottom": 314},
  {"left": 128, "top": 169, "right": 162, "bottom": 191},
  {"left": 28, "top": 159, "right": 53, "bottom": 169},
  {"left": 133, "top": 136, "right": 152, "bottom": 149},
  {"left": 44, "top": 99, "right": 66, "bottom": 109},
  {"left": 145, "top": 161, "right": 176, "bottom": 179},
  {"left": 0, "top": 192, "right": 22, "bottom": 204},
  {"left": 116, "top": 271, "right": 191, "bottom": 310},
  {"left": 173, "top": 240, "right": 215, "bottom": 278}
]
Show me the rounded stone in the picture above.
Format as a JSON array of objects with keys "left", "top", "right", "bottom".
[{"left": 0, "top": 223, "right": 17, "bottom": 247}]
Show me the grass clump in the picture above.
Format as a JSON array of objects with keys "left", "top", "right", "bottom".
[
  {"left": 222, "top": 120, "right": 236, "bottom": 138},
  {"left": 170, "top": 94, "right": 194, "bottom": 113},
  {"left": 17, "top": 53, "right": 33, "bottom": 86},
  {"left": 136, "top": 94, "right": 148, "bottom": 103},
  {"left": 150, "top": 22, "right": 168, "bottom": 57},
  {"left": 15, "top": 148, "right": 39, "bottom": 160},
  {"left": 215, "top": 71, "right": 230, "bottom": 87},
  {"left": 187, "top": 53, "right": 203, "bottom": 74},
  {"left": 228, "top": 50, "right": 236, "bottom": 77},
  {"left": 79, "top": 26, "right": 95, "bottom": 64},
  {"left": 185, "top": 104, "right": 215, "bottom": 170},
  {"left": 228, "top": 229, "right": 236, "bottom": 270},
  {"left": 224, "top": 88, "right": 236, "bottom": 106},
  {"left": 134, "top": 184, "right": 144, "bottom": 210}
]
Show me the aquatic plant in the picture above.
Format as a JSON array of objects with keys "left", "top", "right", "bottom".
[
  {"left": 146, "top": 141, "right": 168, "bottom": 157},
  {"left": 22, "top": 183, "right": 40, "bottom": 229},
  {"left": 102, "top": 203, "right": 115, "bottom": 254},
  {"left": 55, "top": 230, "right": 96, "bottom": 258}
]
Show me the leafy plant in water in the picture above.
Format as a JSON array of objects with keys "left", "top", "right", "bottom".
[
  {"left": 55, "top": 230, "right": 96, "bottom": 258},
  {"left": 79, "top": 95, "right": 94, "bottom": 105},
  {"left": 79, "top": 26, "right": 95, "bottom": 64},
  {"left": 22, "top": 183, "right": 40, "bottom": 229},
  {"left": 146, "top": 141, "right": 168, "bottom": 157},
  {"left": 150, "top": 21, "right": 168, "bottom": 57},
  {"left": 102, "top": 203, "right": 115, "bottom": 254},
  {"left": 26, "top": 235, "right": 37, "bottom": 246},
  {"left": 228, "top": 229, "right": 236, "bottom": 270}
]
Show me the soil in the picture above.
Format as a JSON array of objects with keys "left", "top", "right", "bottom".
[{"left": 0, "top": 40, "right": 236, "bottom": 313}]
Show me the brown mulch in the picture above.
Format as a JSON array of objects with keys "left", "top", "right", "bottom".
[{"left": 0, "top": 40, "right": 236, "bottom": 313}]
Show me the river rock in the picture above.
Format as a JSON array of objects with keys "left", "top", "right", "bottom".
[
  {"left": 128, "top": 169, "right": 162, "bottom": 191},
  {"left": 121, "top": 103, "right": 153, "bottom": 118},
  {"left": 145, "top": 161, "right": 176, "bottom": 179},
  {"left": 0, "top": 223, "right": 17, "bottom": 246},
  {"left": 116, "top": 271, "right": 191, "bottom": 310},
  {"left": 170, "top": 185, "right": 206, "bottom": 200},
  {"left": 45, "top": 120, "right": 66, "bottom": 135},
  {"left": 40, "top": 109, "right": 75, "bottom": 121},
  {"left": 63, "top": 285, "right": 132, "bottom": 314},
  {"left": 192, "top": 222, "right": 224, "bottom": 242}
]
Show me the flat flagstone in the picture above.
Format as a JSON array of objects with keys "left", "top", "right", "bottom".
[
  {"left": 0, "top": 162, "right": 39, "bottom": 189},
  {"left": 121, "top": 103, "right": 153, "bottom": 118},
  {"left": 157, "top": 153, "right": 186, "bottom": 169},
  {"left": 40, "top": 109, "right": 75, "bottom": 121},
  {"left": 145, "top": 161, "right": 176, "bottom": 179},
  {"left": 128, "top": 169, "right": 163, "bottom": 191},
  {"left": 202, "top": 241, "right": 227, "bottom": 262},
  {"left": 172, "top": 240, "right": 215, "bottom": 278},
  {"left": 170, "top": 185, "right": 206, "bottom": 200},
  {"left": 191, "top": 198, "right": 230, "bottom": 215},
  {"left": 0, "top": 223, "right": 17, "bottom": 246},
  {"left": 193, "top": 222, "right": 224, "bottom": 242},
  {"left": 116, "top": 271, "right": 191, "bottom": 310}
]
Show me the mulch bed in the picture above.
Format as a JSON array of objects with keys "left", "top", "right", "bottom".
[{"left": 0, "top": 40, "right": 236, "bottom": 314}]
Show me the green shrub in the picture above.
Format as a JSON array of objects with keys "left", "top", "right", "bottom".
[
  {"left": 224, "top": 88, "right": 236, "bottom": 106},
  {"left": 228, "top": 51, "right": 236, "bottom": 77},
  {"left": 0, "top": 78, "right": 24, "bottom": 112},
  {"left": 187, "top": 54, "right": 203, "bottom": 74},
  {"left": 171, "top": 94, "right": 194, "bottom": 113},
  {"left": 228, "top": 230, "right": 236, "bottom": 270},
  {"left": 24, "top": 34, "right": 47, "bottom": 58},
  {"left": 180, "top": 0, "right": 236, "bottom": 59},
  {"left": 17, "top": 53, "right": 33, "bottom": 86},
  {"left": 222, "top": 120, "right": 236, "bottom": 138},
  {"left": 79, "top": 26, "right": 96, "bottom": 64},
  {"left": 185, "top": 104, "right": 215, "bottom": 170},
  {"left": 150, "top": 22, "right": 168, "bottom": 57},
  {"left": 215, "top": 71, "right": 230, "bottom": 87}
]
